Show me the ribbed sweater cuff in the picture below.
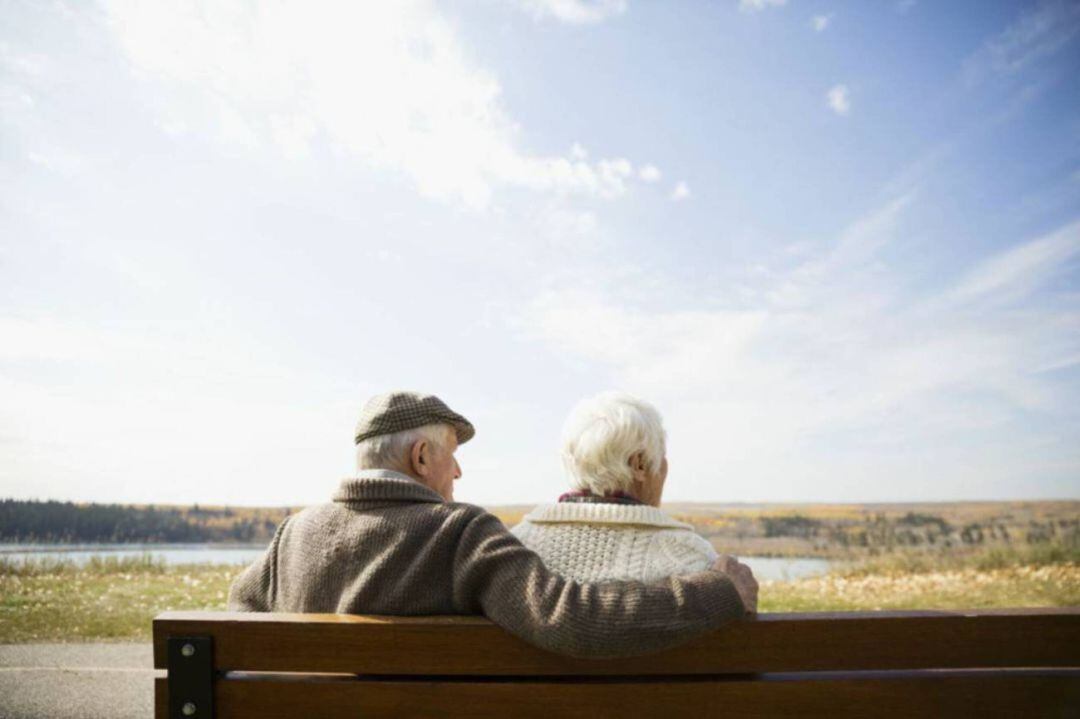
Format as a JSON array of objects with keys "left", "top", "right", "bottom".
[{"left": 688, "top": 570, "right": 749, "bottom": 623}]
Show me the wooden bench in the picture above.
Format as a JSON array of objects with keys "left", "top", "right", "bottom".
[{"left": 154, "top": 608, "right": 1080, "bottom": 718}]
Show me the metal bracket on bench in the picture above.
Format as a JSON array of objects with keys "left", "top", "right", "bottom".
[{"left": 168, "top": 636, "right": 214, "bottom": 719}]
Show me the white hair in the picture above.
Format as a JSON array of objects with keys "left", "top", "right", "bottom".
[
  {"left": 560, "top": 392, "right": 667, "bottom": 496},
  {"left": 356, "top": 423, "right": 453, "bottom": 472}
]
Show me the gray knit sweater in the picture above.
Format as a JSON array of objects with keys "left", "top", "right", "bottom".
[{"left": 227, "top": 470, "right": 746, "bottom": 658}]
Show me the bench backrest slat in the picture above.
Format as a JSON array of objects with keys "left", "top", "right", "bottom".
[{"left": 152, "top": 609, "right": 1080, "bottom": 676}]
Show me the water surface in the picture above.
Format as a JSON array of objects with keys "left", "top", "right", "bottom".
[{"left": 0, "top": 543, "right": 832, "bottom": 580}]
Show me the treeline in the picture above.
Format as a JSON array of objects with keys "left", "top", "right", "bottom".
[
  {"left": 677, "top": 502, "right": 1080, "bottom": 558},
  {"left": 757, "top": 511, "right": 1079, "bottom": 550},
  {"left": 0, "top": 499, "right": 290, "bottom": 544}
]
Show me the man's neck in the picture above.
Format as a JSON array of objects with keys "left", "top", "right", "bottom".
[
  {"left": 356, "top": 467, "right": 412, "bottom": 480},
  {"left": 357, "top": 466, "right": 431, "bottom": 489}
]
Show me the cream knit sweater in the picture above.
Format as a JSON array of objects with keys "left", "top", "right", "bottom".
[{"left": 511, "top": 502, "right": 719, "bottom": 583}]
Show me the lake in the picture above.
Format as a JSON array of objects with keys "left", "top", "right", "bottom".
[{"left": 0, "top": 543, "right": 832, "bottom": 581}]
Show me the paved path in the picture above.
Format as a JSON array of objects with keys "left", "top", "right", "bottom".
[{"left": 0, "top": 643, "right": 157, "bottom": 719}]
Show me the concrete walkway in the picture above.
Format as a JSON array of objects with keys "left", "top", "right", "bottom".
[{"left": 0, "top": 643, "right": 157, "bottom": 719}]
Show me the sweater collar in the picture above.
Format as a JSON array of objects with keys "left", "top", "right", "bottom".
[
  {"left": 522, "top": 502, "right": 695, "bottom": 530},
  {"left": 332, "top": 469, "right": 446, "bottom": 504},
  {"left": 557, "top": 489, "right": 644, "bottom": 506}
]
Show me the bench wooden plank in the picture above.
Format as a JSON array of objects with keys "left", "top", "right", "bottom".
[
  {"left": 155, "top": 672, "right": 1080, "bottom": 718},
  {"left": 153, "top": 609, "right": 1080, "bottom": 675}
]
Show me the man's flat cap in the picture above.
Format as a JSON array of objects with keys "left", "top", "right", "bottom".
[{"left": 354, "top": 391, "right": 475, "bottom": 446}]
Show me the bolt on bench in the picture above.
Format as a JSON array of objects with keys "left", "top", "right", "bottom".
[{"left": 154, "top": 608, "right": 1080, "bottom": 718}]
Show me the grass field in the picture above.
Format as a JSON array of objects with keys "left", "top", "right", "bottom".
[
  {"left": 2, "top": 547, "right": 1077, "bottom": 643},
  {"left": 0, "top": 557, "right": 236, "bottom": 643}
]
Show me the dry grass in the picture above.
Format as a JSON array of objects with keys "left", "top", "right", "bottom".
[
  {"left": 1, "top": 548, "right": 1077, "bottom": 643},
  {"left": 0, "top": 557, "right": 241, "bottom": 642},
  {"left": 761, "top": 564, "right": 1080, "bottom": 612},
  {"left": 761, "top": 544, "right": 1080, "bottom": 611}
]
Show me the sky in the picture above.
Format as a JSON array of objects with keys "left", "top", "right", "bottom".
[{"left": 2, "top": 0, "right": 1079, "bottom": 507}]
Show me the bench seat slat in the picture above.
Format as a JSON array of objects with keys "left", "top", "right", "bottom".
[
  {"left": 152, "top": 609, "right": 1080, "bottom": 675},
  {"left": 154, "top": 672, "right": 1080, "bottom": 719}
]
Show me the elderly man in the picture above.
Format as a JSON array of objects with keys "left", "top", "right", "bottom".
[{"left": 228, "top": 391, "right": 757, "bottom": 658}]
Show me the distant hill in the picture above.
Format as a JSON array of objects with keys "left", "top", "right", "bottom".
[
  {"left": 0, "top": 499, "right": 291, "bottom": 544},
  {"left": 2, "top": 498, "right": 1077, "bottom": 557},
  {"left": 490, "top": 500, "right": 1080, "bottom": 558}
]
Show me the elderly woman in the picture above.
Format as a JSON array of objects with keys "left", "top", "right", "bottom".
[{"left": 512, "top": 392, "right": 718, "bottom": 583}]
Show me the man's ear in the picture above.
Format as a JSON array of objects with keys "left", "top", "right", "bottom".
[
  {"left": 629, "top": 451, "right": 647, "bottom": 482},
  {"left": 410, "top": 440, "right": 429, "bottom": 478}
]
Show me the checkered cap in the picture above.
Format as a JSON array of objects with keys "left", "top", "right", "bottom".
[{"left": 354, "top": 391, "right": 475, "bottom": 446}]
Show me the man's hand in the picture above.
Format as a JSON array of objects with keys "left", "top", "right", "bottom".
[{"left": 713, "top": 554, "right": 758, "bottom": 614}]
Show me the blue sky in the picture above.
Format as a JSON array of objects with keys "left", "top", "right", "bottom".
[{"left": 2, "top": 0, "right": 1078, "bottom": 506}]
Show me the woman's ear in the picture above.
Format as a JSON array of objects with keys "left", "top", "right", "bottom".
[{"left": 629, "top": 451, "right": 648, "bottom": 483}]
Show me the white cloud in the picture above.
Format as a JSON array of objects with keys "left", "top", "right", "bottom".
[
  {"left": 537, "top": 205, "right": 602, "bottom": 249},
  {"left": 517, "top": 0, "right": 627, "bottom": 24},
  {"left": 812, "top": 14, "right": 831, "bottom": 32},
  {"left": 26, "top": 147, "right": 86, "bottom": 179},
  {"left": 670, "top": 181, "right": 691, "bottom": 201},
  {"left": 638, "top": 164, "right": 661, "bottom": 182},
  {"left": 739, "top": 0, "right": 787, "bottom": 13},
  {"left": 827, "top": 84, "right": 851, "bottom": 115},
  {"left": 520, "top": 205, "right": 1080, "bottom": 498},
  {"left": 103, "top": 1, "right": 657, "bottom": 209},
  {"left": 963, "top": 1, "right": 1080, "bottom": 83},
  {"left": 948, "top": 220, "right": 1080, "bottom": 304}
]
